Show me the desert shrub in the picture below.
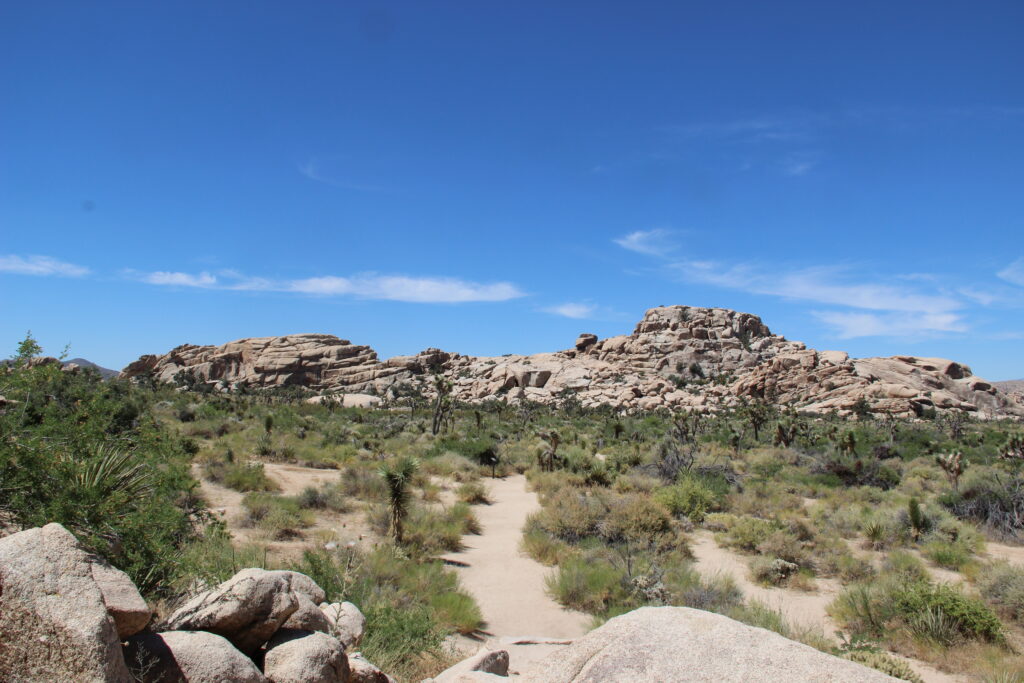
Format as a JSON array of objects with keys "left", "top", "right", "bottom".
[
  {"left": 0, "top": 360, "right": 201, "bottom": 597},
  {"left": 653, "top": 476, "right": 720, "bottom": 522},
  {"left": 720, "top": 516, "right": 782, "bottom": 552},
  {"left": 534, "top": 489, "right": 605, "bottom": 542},
  {"left": 546, "top": 554, "right": 629, "bottom": 614},
  {"left": 202, "top": 458, "right": 277, "bottom": 492},
  {"left": 598, "top": 494, "right": 674, "bottom": 546},
  {"left": 941, "top": 469, "right": 1024, "bottom": 541},
  {"left": 921, "top": 538, "right": 974, "bottom": 570},
  {"left": 883, "top": 550, "right": 930, "bottom": 582},
  {"left": 429, "top": 591, "right": 482, "bottom": 635},
  {"left": 240, "top": 493, "right": 313, "bottom": 539},
  {"left": 750, "top": 556, "right": 799, "bottom": 586},
  {"left": 834, "top": 553, "right": 877, "bottom": 583},
  {"left": 292, "top": 546, "right": 477, "bottom": 678},
  {"left": 173, "top": 523, "right": 269, "bottom": 593},
  {"left": 830, "top": 575, "right": 1004, "bottom": 645},
  {"left": 756, "top": 529, "right": 811, "bottom": 567},
  {"left": 843, "top": 650, "right": 923, "bottom": 682},
  {"left": 339, "top": 465, "right": 387, "bottom": 501},
  {"left": 520, "top": 524, "right": 571, "bottom": 566},
  {"left": 978, "top": 562, "right": 1024, "bottom": 622},
  {"left": 456, "top": 481, "right": 490, "bottom": 505},
  {"left": 394, "top": 503, "right": 480, "bottom": 555},
  {"left": 297, "top": 484, "right": 350, "bottom": 513},
  {"left": 666, "top": 569, "right": 743, "bottom": 613}
]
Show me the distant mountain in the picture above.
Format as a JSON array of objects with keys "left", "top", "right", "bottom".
[
  {"left": 63, "top": 358, "right": 118, "bottom": 379},
  {"left": 994, "top": 379, "right": 1024, "bottom": 393}
]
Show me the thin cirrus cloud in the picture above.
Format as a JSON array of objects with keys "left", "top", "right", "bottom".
[
  {"left": 0, "top": 254, "right": 90, "bottom": 277},
  {"left": 135, "top": 269, "right": 525, "bottom": 304},
  {"left": 297, "top": 159, "right": 385, "bottom": 192},
  {"left": 613, "top": 231, "right": 968, "bottom": 339},
  {"left": 997, "top": 258, "right": 1024, "bottom": 287},
  {"left": 543, "top": 303, "right": 597, "bottom": 319},
  {"left": 613, "top": 229, "right": 678, "bottom": 257}
]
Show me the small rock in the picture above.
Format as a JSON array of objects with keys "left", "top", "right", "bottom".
[
  {"left": 282, "top": 592, "right": 334, "bottom": 633},
  {"left": 432, "top": 648, "right": 510, "bottom": 682},
  {"left": 90, "top": 557, "right": 151, "bottom": 638},
  {"left": 321, "top": 601, "right": 366, "bottom": 648},
  {"left": 349, "top": 652, "right": 395, "bottom": 683},
  {"left": 265, "top": 629, "right": 349, "bottom": 683},
  {"left": 124, "top": 630, "right": 267, "bottom": 682}
]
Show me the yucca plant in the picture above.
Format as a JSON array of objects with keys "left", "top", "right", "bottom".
[
  {"left": 936, "top": 451, "right": 967, "bottom": 491},
  {"left": 379, "top": 456, "right": 419, "bottom": 544}
]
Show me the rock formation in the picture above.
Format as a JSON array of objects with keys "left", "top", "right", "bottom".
[{"left": 120, "top": 305, "right": 1024, "bottom": 418}]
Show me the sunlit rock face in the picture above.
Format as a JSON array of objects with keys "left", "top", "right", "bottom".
[{"left": 121, "top": 306, "right": 1024, "bottom": 418}]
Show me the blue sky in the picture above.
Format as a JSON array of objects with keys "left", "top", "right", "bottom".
[{"left": 2, "top": 2, "right": 1023, "bottom": 379}]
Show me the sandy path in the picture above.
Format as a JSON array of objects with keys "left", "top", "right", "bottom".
[
  {"left": 441, "top": 475, "right": 590, "bottom": 673},
  {"left": 193, "top": 461, "right": 373, "bottom": 561},
  {"left": 690, "top": 530, "right": 962, "bottom": 683}
]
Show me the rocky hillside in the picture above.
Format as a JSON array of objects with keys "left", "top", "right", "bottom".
[{"left": 121, "top": 305, "right": 1024, "bottom": 418}]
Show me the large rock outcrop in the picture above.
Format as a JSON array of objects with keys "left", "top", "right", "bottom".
[
  {"left": 121, "top": 305, "right": 1024, "bottom": 418},
  {"left": 518, "top": 606, "right": 896, "bottom": 682}
]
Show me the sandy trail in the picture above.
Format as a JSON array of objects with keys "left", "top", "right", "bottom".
[
  {"left": 441, "top": 475, "right": 590, "bottom": 673},
  {"left": 690, "top": 530, "right": 962, "bottom": 683},
  {"left": 193, "top": 461, "right": 373, "bottom": 561}
]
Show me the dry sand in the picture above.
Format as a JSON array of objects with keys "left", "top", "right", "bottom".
[{"left": 441, "top": 475, "right": 590, "bottom": 673}]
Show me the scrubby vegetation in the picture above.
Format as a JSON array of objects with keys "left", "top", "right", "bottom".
[{"left": 4, "top": 333, "right": 1024, "bottom": 681}]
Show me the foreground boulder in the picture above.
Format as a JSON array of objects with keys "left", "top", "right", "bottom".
[
  {"left": 163, "top": 567, "right": 300, "bottom": 654},
  {"left": 520, "top": 607, "right": 896, "bottom": 682},
  {"left": 321, "top": 601, "right": 366, "bottom": 648},
  {"left": 91, "top": 559, "right": 152, "bottom": 637},
  {"left": 264, "top": 629, "right": 349, "bottom": 683},
  {"left": 124, "top": 630, "right": 267, "bottom": 683},
  {"left": 0, "top": 523, "right": 132, "bottom": 682}
]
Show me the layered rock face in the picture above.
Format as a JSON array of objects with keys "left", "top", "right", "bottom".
[{"left": 121, "top": 306, "right": 1024, "bottom": 418}]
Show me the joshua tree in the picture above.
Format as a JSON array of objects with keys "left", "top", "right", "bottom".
[
  {"left": 539, "top": 431, "right": 561, "bottom": 472},
  {"left": 773, "top": 415, "right": 802, "bottom": 448},
  {"left": 740, "top": 400, "right": 774, "bottom": 442},
  {"left": 936, "top": 451, "right": 967, "bottom": 492},
  {"left": 1000, "top": 435, "right": 1024, "bottom": 470},
  {"left": 378, "top": 456, "right": 419, "bottom": 544},
  {"left": 431, "top": 373, "right": 452, "bottom": 436},
  {"left": 838, "top": 430, "right": 857, "bottom": 457}
]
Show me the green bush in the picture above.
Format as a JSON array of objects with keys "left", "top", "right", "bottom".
[
  {"left": 977, "top": 562, "right": 1024, "bottom": 622},
  {"left": 456, "top": 481, "right": 490, "bottom": 505},
  {"left": 721, "top": 516, "right": 781, "bottom": 552},
  {"left": 240, "top": 493, "right": 313, "bottom": 539},
  {"left": 653, "top": 476, "right": 719, "bottom": 522},
  {"left": 546, "top": 555, "right": 628, "bottom": 614},
  {"left": 0, "top": 361, "right": 200, "bottom": 597}
]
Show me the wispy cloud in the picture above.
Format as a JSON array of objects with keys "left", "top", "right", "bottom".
[
  {"left": 297, "top": 159, "right": 384, "bottom": 192},
  {"left": 288, "top": 275, "right": 523, "bottom": 303},
  {"left": 543, "top": 303, "right": 597, "bottom": 319},
  {"left": 613, "top": 231, "right": 968, "bottom": 339},
  {"left": 780, "top": 151, "right": 820, "bottom": 176},
  {"left": 0, "top": 254, "right": 90, "bottom": 277},
  {"left": 998, "top": 258, "right": 1024, "bottom": 287},
  {"left": 134, "top": 268, "right": 524, "bottom": 304},
  {"left": 613, "top": 229, "right": 677, "bottom": 257},
  {"left": 813, "top": 311, "right": 966, "bottom": 339},
  {"left": 142, "top": 271, "right": 218, "bottom": 288}
]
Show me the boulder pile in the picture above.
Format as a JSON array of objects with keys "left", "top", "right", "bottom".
[
  {"left": 1, "top": 526, "right": 905, "bottom": 682},
  {"left": 0, "top": 523, "right": 383, "bottom": 683},
  {"left": 121, "top": 305, "right": 1023, "bottom": 419}
]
